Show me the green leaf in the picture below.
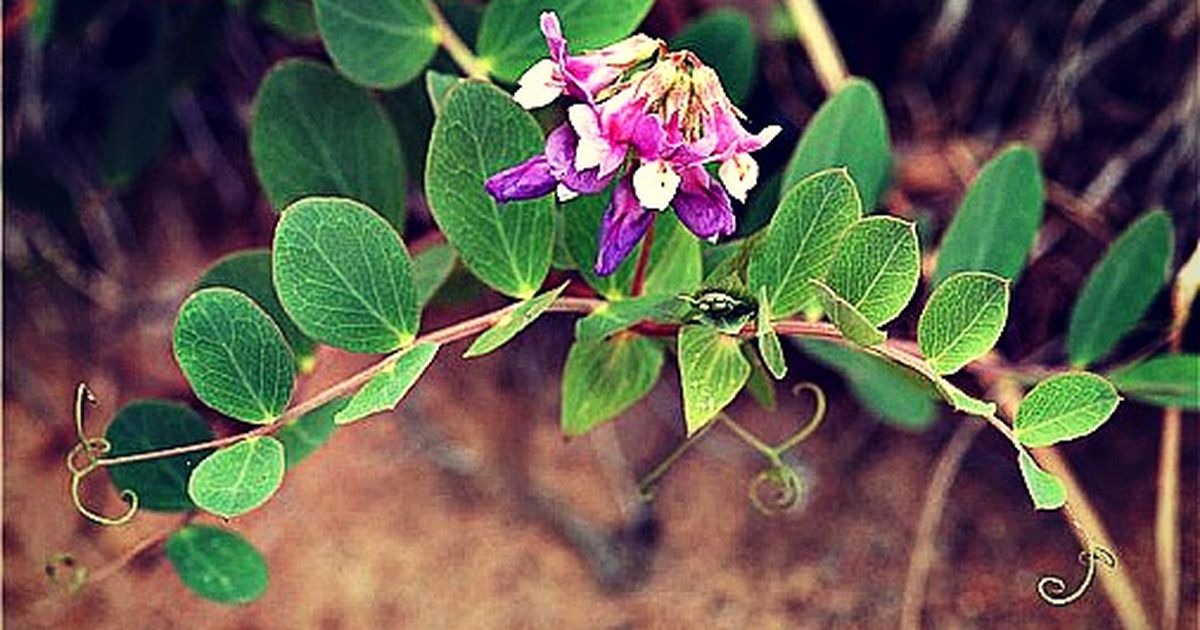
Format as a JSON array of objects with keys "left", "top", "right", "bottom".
[
  {"left": 747, "top": 167, "right": 862, "bottom": 317},
  {"left": 464, "top": 282, "right": 567, "bottom": 357},
  {"left": 277, "top": 398, "right": 346, "bottom": 468},
  {"left": 931, "top": 377, "right": 997, "bottom": 418},
  {"left": 561, "top": 335, "right": 664, "bottom": 435},
  {"left": 197, "top": 249, "right": 317, "bottom": 371},
  {"left": 810, "top": 279, "right": 886, "bottom": 346},
  {"left": 426, "top": 81, "right": 554, "bottom": 298},
  {"left": 476, "top": 0, "right": 654, "bottom": 82},
  {"left": 188, "top": 437, "right": 287, "bottom": 518},
  {"left": 1017, "top": 451, "right": 1066, "bottom": 511},
  {"left": 250, "top": 59, "right": 407, "bottom": 228},
  {"left": 1014, "top": 372, "right": 1121, "bottom": 447},
  {"left": 782, "top": 78, "right": 891, "bottom": 211},
  {"left": 273, "top": 197, "right": 420, "bottom": 353},
  {"left": 1108, "top": 354, "right": 1199, "bottom": 410},
  {"left": 756, "top": 288, "right": 786, "bottom": 379},
  {"left": 258, "top": 0, "right": 318, "bottom": 40},
  {"left": 101, "top": 65, "right": 171, "bottom": 189},
  {"left": 166, "top": 525, "right": 268, "bottom": 604},
  {"left": 933, "top": 145, "right": 1045, "bottom": 284},
  {"left": 1067, "top": 209, "right": 1175, "bottom": 367},
  {"left": 643, "top": 212, "right": 703, "bottom": 296},
  {"left": 425, "top": 69, "right": 461, "bottom": 115},
  {"left": 742, "top": 346, "right": 778, "bottom": 411},
  {"left": 917, "top": 271, "right": 1010, "bottom": 375},
  {"left": 797, "top": 339, "right": 938, "bottom": 430},
  {"left": 173, "top": 288, "right": 295, "bottom": 423},
  {"left": 412, "top": 243, "right": 457, "bottom": 306},
  {"left": 671, "top": 8, "right": 757, "bottom": 104},
  {"left": 105, "top": 401, "right": 215, "bottom": 512},
  {"left": 334, "top": 343, "right": 440, "bottom": 425},
  {"left": 824, "top": 216, "right": 920, "bottom": 326},
  {"left": 678, "top": 325, "right": 751, "bottom": 435},
  {"left": 574, "top": 295, "right": 679, "bottom": 342},
  {"left": 313, "top": 0, "right": 437, "bottom": 88}
]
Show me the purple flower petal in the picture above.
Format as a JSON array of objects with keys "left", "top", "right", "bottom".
[
  {"left": 672, "top": 166, "right": 735, "bottom": 240},
  {"left": 545, "top": 124, "right": 614, "bottom": 194},
  {"left": 595, "top": 176, "right": 654, "bottom": 276},
  {"left": 484, "top": 155, "right": 557, "bottom": 203}
]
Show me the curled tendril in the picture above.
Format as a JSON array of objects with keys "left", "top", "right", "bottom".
[
  {"left": 776, "top": 382, "right": 827, "bottom": 454},
  {"left": 44, "top": 553, "right": 89, "bottom": 595},
  {"left": 67, "top": 383, "right": 139, "bottom": 526},
  {"left": 1037, "top": 546, "right": 1117, "bottom": 606},
  {"left": 748, "top": 464, "right": 804, "bottom": 515}
]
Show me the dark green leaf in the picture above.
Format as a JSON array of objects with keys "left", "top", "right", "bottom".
[
  {"left": 1014, "top": 372, "right": 1121, "bottom": 447},
  {"left": 797, "top": 339, "right": 938, "bottom": 430},
  {"left": 166, "top": 525, "right": 268, "bottom": 604},
  {"left": 671, "top": 8, "right": 757, "bottom": 104},
  {"left": 782, "top": 78, "right": 891, "bottom": 211},
  {"left": 105, "top": 401, "right": 215, "bottom": 511},
  {"left": 426, "top": 81, "right": 554, "bottom": 298},
  {"left": 747, "top": 167, "right": 862, "bottom": 317},
  {"left": 1108, "top": 354, "right": 1199, "bottom": 409},
  {"left": 465, "top": 283, "right": 567, "bottom": 357},
  {"left": 678, "top": 325, "right": 750, "bottom": 434},
  {"left": 314, "top": 0, "right": 437, "bottom": 88},
  {"left": 574, "top": 295, "right": 679, "bottom": 342},
  {"left": 277, "top": 398, "right": 346, "bottom": 468},
  {"left": 173, "top": 288, "right": 295, "bottom": 423},
  {"left": 251, "top": 59, "right": 407, "bottom": 228},
  {"left": 412, "top": 243, "right": 458, "bottom": 306},
  {"left": 334, "top": 343, "right": 440, "bottom": 425},
  {"left": 188, "top": 437, "right": 287, "bottom": 518},
  {"left": 561, "top": 335, "right": 663, "bottom": 435},
  {"left": 101, "top": 65, "right": 171, "bottom": 189},
  {"left": 933, "top": 145, "right": 1045, "bottom": 284},
  {"left": 476, "top": 0, "right": 654, "bottom": 82},
  {"left": 273, "top": 197, "right": 420, "bottom": 353},
  {"left": 1067, "top": 209, "right": 1175, "bottom": 367},
  {"left": 917, "top": 271, "right": 1009, "bottom": 375},
  {"left": 197, "top": 249, "right": 317, "bottom": 372},
  {"left": 259, "top": 0, "right": 318, "bottom": 40}
]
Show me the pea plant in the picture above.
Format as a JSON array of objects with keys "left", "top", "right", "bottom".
[{"left": 57, "top": 0, "right": 1195, "bottom": 619}]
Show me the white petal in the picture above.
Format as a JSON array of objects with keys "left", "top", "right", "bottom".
[
  {"left": 632, "top": 160, "right": 681, "bottom": 210},
  {"left": 568, "top": 104, "right": 607, "bottom": 171},
  {"left": 718, "top": 153, "right": 759, "bottom": 203},
  {"left": 555, "top": 183, "right": 579, "bottom": 202},
  {"left": 512, "top": 59, "right": 561, "bottom": 109}
]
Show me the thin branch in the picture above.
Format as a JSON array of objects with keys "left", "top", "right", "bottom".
[
  {"left": 783, "top": 0, "right": 849, "bottom": 94},
  {"left": 424, "top": 0, "right": 490, "bottom": 80},
  {"left": 630, "top": 222, "right": 656, "bottom": 297}
]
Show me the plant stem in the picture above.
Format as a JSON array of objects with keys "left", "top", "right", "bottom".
[
  {"left": 784, "top": 0, "right": 849, "bottom": 94},
  {"left": 423, "top": 0, "right": 490, "bottom": 80},
  {"left": 630, "top": 222, "right": 656, "bottom": 297}
]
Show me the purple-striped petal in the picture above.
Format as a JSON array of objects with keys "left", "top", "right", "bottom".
[
  {"left": 672, "top": 166, "right": 735, "bottom": 240},
  {"left": 595, "top": 176, "right": 654, "bottom": 275},
  {"left": 484, "top": 155, "right": 556, "bottom": 203}
]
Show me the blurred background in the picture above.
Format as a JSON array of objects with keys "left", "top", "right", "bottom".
[{"left": 4, "top": 0, "right": 1197, "bottom": 627}]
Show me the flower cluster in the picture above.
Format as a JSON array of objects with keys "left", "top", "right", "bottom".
[{"left": 484, "top": 12, "right": 781, "bottom": 276}]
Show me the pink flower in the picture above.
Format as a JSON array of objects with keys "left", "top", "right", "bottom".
[{"left": 485, "top": 12, "right": 781, "bottom": 276}]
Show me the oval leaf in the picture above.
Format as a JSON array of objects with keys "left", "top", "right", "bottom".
[
  {"left": 274, "top": 197, "right": 420, "bottom": 353},
  {"left": 1014, "top": 372, "right": 1121, "bottom": 447},
  {"left": 412, "top": 243, "right": 458, "bottom": 306},
  {"left": 188, "top": 436, "right": 287, "bottom": 518},
  {"left": 561, "top": 335, "right": 664, "bottom": 435},
  {"left": 1108, "top": 354, "right": 1199, "bottom": 410},
  {"left": 197, "top": 249, "right": 317, "bottom": 372},
  {"left": 810, "top": 279, "right": 886, "bottom": 346},
  {"left": 1067, "top": 209, "right": 1175, "bottom": 367},
  {"left": 797, "top": 339, "right": 938, "bottom": 431},
  {"left": 277, "top": 398, "right": 346, "bottom": 468},
  {"left": 251, "top": 59, "right": 406, "bottom": 228},
  {"left": 782, "top": 78, "right": 891, "bottom": 211},
  {"left": 679, "top": 325, "right": 751, "bottom": 435},
  {"left": 105, "top": 400, "right": 215, "bottom": 512},
  {"left": 1017, "top": 451, "right": 1066, "bottom": 511},
  {"left": 314, "top": 0, "right": 437, "bottom": 88},
  {"left": 166, "top": 525, "right": 268, "bottom": 604},
  {"left": 933, "top": 145, "right": 1045, "bottom": 284},
  {"left": 917, "top": 271, "right": 1010, "bottom": 375},
  {"left": 334, "top": 342, "right": 440, "bottom": 425},
  {"left": 824, "top": 215, "right": 920, "bottom": 326},
  {"left": 465, "top": 282, "right": 567, "bottom": 358},
  {"left": 476, "top": 0, "right": 653, "bottom": 82},
  {"left": 426, "top": 81, "right": 554, "bottom": 298},
  {"left": 671, "top": 8, "right": 757, "bottom": 104},
  {"left": 574, "top": 295, "right": 678, "bottom": 342},
  {"left": 173, "top": 288, "right": 295, "bottom": 423},
  {"left": 747, "top": 167, "right": 862, "bottom": 318}
]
